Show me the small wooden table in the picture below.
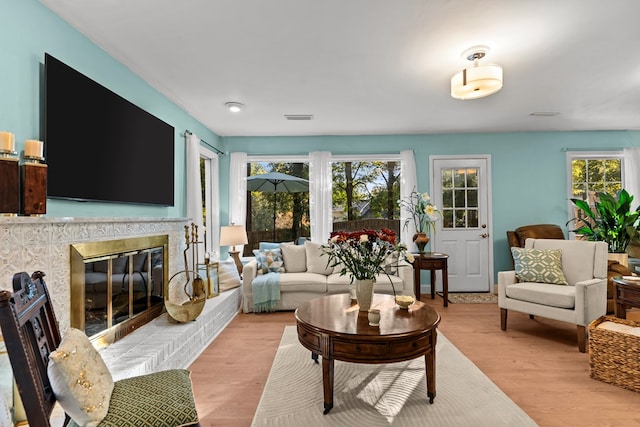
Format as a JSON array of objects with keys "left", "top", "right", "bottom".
[
  {"left": 612, "top": 276, "right": 640, "bottom": 318},
  {"left": 295, "top": 294, "right": 440, "bottom": 414},
  {"left": 412, "top": 252, "right": 449, "bottom": 306}
]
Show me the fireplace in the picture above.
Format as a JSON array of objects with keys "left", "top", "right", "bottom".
[{"left": 70, "top": 235, "right": 169, "bottom": 348}]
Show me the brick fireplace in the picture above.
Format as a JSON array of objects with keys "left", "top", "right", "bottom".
[{"left": 0, "top": 216, "right": 242, "bottom": 377}]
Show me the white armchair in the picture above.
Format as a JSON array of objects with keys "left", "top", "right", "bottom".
[{"left": 498, "top": 238, "right": 608, "bottom": 352}]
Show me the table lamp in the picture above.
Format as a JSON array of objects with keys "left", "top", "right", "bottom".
[{"left": 220, "top": 224, "right": 248, "bottom": 274}]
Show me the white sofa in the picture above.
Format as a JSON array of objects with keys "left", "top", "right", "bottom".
[{"left": 242, "top": 241, "right": 414, "bottom": 313}]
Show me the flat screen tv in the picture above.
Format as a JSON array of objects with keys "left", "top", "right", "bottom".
[{"left": 44, "top": 53, "right": 175, "bottom": 206}]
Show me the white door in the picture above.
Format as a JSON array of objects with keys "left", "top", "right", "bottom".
[{"left": 430, "top": 155, "right": 493, "bottom": 292}]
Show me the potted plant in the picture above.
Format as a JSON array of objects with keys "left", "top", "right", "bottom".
[
  {"left": 567, "top": 189, "right": 640, "bottom": 257},
  {"left": 398, "top": 189, "right": 442, "bottom": 253}
]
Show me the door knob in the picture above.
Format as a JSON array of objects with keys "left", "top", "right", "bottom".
[{"left": 480, "top": 233, "right": 488, "bottom": 238}]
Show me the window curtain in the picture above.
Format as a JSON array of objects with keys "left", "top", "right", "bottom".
[
  {"left": 186, "top": 132, "right": 205, "bottom": 263},
  {"left": 309, "top": 151, "right": 333, "bottom": 243},
  {"left": 227, "top": 152, "right": 248, "bottom": 255},
  {"left": 624, "top": 147, "right": 640, "bottom": 204},
  {"left": 400, "top": 150, "right": 418, "bottom": 251},
  {"left": 208, "top": 152, "right": 221, "bottom": 259}
]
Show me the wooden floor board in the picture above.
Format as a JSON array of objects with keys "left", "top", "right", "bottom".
[{"left": 189, "top": 298, "right": 640, "bottom": 426}]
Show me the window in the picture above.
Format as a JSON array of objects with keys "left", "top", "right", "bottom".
[
  {"left": 441, "top": 167, "right": 479, "bottom": 229},
  {"left": 331, "top": 154, "right": 402, "bottom": 235},
  {"left": 199, "top": 146, "right": 219, "bottom": 256},
  {"left": 242, "top": 153, "right": 405, "bottom": 249},
  {"left": 566, "top": 151, "right": 624, "bottom": 232},
  {"left": 244, "top": 157, "right": 310, "bottom": 253}
]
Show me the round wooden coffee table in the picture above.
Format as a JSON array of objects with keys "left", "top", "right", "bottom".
[{"left": 294, "top": 293, "right": 441, "bottom": 414}]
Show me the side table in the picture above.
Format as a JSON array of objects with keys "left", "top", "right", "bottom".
[
  {"left": 612, "top": 276, "right": 640, "bottom": 319},
  {"left": 413, "top": 252, "right": 449, "bottom": 307}
]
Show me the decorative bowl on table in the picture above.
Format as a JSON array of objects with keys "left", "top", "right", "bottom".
[{"left": 395, "top": 295, "right": 415, "bottom": 309}]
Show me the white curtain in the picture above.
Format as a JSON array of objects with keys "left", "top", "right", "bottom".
[
  {"left": 208, "top": 152, "right": 221, "bottom": 259},
  {"left": 227, "top": 152, "right": 248, "bottom": 255},
  {"left": 400, "top": 149, "right": 418, "bottom": 251},
  {"left": 624, "top": 147, "right": 640, "bottom": 205},
  {"left": 309, "top": 151, "right": 333, "bottom": 243},
  {"left": 186, "top": 132, "right": 205, "bottom": 263}
]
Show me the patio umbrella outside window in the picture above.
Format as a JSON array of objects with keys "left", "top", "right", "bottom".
[{"left": 246, "top": 171, "right": 309, "bottom": 241}]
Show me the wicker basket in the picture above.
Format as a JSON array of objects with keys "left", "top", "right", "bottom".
[{"left": 588, "top": 315, "right": 640, "bottom": 393}]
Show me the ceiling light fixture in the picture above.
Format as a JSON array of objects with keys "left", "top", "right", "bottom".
[
  {"left": 225, "top": 102, "right": 244, "bottom": 113},
  {"left": 450, "top": 46, "right": 503, "bottom": 100}
]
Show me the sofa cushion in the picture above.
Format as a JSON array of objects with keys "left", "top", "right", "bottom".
[
  {"left": 278, "top": 273, "right": 327, "bottom": 292},
  {"left": 281, "top": 244, "right": 307, "bottom": 273},
  {"left": 333, "top": 262, "right": 347, "bottom": 275},
  {"left": 505, "top": 282, "right": 575, "bottom": 308},
  {"left": 304, "top": 241, "right": 333, "bottom": 275},
  {"left": 511, "top": 248, "right": 568, "bottom": 285},
  {"left": 382, "top": 252, "right": 399, "bottom": 274},
  {"left": 256, "top": 248, "right": 285, "bottom": 275}
]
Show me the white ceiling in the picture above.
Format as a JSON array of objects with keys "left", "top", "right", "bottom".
[{"left": 40, "top": 0, "right": 640, "bottom": 137}]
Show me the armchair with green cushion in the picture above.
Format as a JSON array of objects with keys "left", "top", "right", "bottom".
[
  {"left": 498, "top": 238, "right": 608, "bottom": 353},
  {"left": 0, "top": 271, "right": 200, "bottom": 427}
]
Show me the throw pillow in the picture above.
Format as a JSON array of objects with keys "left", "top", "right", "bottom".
[
  {"left": 47, "top": 328, "right": 114, "bottom": 426},
  {"left": 256, "top": 248, "right": 285, "bottom": 275},
  {"left": 511, "top": 247, "right": 568, "bottom": 285},
  {"left": 259, "top": 241, "right": 281, "bottom": 251},
  {"left": 281, "top": 244, "right": 307, "bottom": 273},
  {"left": 305, "top": 241, "right": 334, "bottom": 275},
  {"left": 259, "top": 241, "right": 294, "bottom": 251},
  {"left": 218, "top": 261, "right": 242, "bottom": 291}
]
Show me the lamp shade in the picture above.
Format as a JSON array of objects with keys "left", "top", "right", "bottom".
[
  {"left": 220, "top": 225, "right": 248, "bottom": 246},
  {"left": 451, "top": 64, "right": 503, "bottom": 100}
]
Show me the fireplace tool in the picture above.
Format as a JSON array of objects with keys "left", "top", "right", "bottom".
[{"left": 165, "top": 223, "right": 207, "bottom": 322}]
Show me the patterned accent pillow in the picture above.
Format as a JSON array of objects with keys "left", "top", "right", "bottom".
[
  {"left": 256, "top": 248, "right": 285, "bottom": 275},
  {"left": 47, "top": 328, "right": 114, "bottom": 426},
  {"left": 511, "top": 248, "right": 568, "bottom": 285}
]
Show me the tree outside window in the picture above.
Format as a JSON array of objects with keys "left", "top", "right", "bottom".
[{"left": 568, "top": 152, "right": 623, "bottom": 231}]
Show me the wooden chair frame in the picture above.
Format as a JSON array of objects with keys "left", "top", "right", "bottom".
[{"left": 0, "top": 271, "right": 62, "bottom": 426}]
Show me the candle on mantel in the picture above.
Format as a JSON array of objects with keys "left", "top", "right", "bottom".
[
  {"left": 0, "top": 131, "right": 15, "bottom": 152},
  {"left": 24, "top": 139, "right": 43, "bottom": 159}
]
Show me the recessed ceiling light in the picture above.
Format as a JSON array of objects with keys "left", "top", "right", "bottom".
[{"left": 225, "top": 102, "right": 244, "bottom": 113}]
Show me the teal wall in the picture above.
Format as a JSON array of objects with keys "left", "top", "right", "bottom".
[
  {"left": 5, "top": 1, "right": 640, "bottom": 279},
  {"left": 1, "top": 0, "right": 219, "bottom": 218},
  {"left": 223, "top": 131, "right": 640, "bottom": 276}
]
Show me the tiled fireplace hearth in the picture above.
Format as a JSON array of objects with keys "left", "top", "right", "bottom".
[{"left": 0, "top": 216, "right": 241, "bottom": 378}]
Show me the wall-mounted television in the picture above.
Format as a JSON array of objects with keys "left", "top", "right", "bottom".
[{"left": 44, "top": 53, "right": 175, "bottom": 206}]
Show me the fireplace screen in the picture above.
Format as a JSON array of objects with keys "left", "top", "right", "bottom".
[{"left": 71, "top": 235, "right": 168, "bottom": 347}]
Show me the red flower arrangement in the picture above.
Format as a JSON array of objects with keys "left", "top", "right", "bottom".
[{"left": 322, "top": 228, "right": 411, "bottom": 281}]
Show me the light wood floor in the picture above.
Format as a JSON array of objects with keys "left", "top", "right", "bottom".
[{"left": 189, "top": 297, "right": 640, "bottom": 427}]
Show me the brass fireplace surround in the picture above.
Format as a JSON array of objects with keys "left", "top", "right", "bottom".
[{"left": 70, "top": 235, "right": 169, "bottom": 348}]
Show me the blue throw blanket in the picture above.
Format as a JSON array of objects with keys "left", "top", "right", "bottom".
[{"left": 252, "top": 272, "right": 281, "bottom": 312}]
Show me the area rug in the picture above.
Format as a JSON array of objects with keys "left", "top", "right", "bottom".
[
  {"left": 252, "top": 326, "right": 536, "bottom": 426},
  {"left": 436, "top": 292, "right": 498, "bottom": 304}
]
